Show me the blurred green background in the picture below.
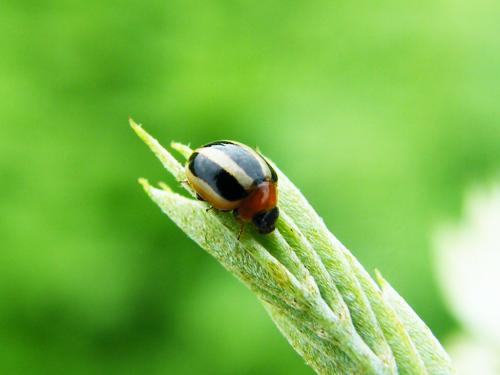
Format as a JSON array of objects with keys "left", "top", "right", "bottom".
[{"left": 1, "top": 0, "right": 499, "bottom": 373}]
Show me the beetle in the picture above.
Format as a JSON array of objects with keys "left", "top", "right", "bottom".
[{"left": 185, "top": 140, "right": 279, "bottom": 238}]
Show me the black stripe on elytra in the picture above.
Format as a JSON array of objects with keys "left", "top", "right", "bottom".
[
  {"left": 207, "top": 143, "right": 266, "bottom": 184},
  {"left": 189, "top": 152, "right": 248, "bottom": 201},
  {"left": 188, "top": 152, "right": 200, "bottom": 176},
  {"left": 263, "top": 157, "right": 278, "bottom": 182}
]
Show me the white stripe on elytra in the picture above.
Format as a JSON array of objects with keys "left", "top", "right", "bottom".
[
  {"left": 233, "top": 141, "right": 271, "bottom": 179},
  {"left": 198, "top": 147, "right": 254, "bottom": 189}
]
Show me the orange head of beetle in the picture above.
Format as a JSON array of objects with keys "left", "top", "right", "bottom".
[{"left": 236, "top": 181, "right": 279, "bottom": 234}]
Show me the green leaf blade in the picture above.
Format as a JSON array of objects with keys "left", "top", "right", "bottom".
[{"left": 132, "top": 121, "right": 454, "bottom": 375}]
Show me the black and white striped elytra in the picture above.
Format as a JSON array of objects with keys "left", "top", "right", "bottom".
[{"left": 185, "top": 141, "right": 278, "bottom": 211}]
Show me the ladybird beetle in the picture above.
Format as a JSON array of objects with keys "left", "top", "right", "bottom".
[{"left": 185, "top": 141, "right": 279, "bottom": 237}]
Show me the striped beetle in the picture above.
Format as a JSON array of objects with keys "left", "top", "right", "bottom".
[{"left": 185, "top": 141, "right": 279, "bottom": 238}]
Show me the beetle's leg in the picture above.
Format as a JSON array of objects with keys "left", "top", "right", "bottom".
[
  {"left": 196, "top": 193, "right": 212, "bottom": 210},
  {"left": 233, "top": 210, "right": 245, "bottom": 240},
  {"left": 237, "top": 222, "right": 246, "bottom": 241}
]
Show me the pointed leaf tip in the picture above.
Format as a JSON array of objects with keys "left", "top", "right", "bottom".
[
  {"left": 171, "top": 141, "right": 192, "bottom": 159},
  {"left": 130, "top": 118, "right": 148, "bottom": 142},
  {"left": 138, "top": 177, "right": 150, "bottom": 189},
  {"left": 158, "top": 181, "right": 172, "bottom": 192},
  {"left": 129, "top": 117, "right": 140, "bottom": 128}
]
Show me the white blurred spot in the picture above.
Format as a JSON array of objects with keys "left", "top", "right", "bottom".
[
  {"left": 434, "top": 180, "right": 500, "bottom": 374},
  {"left": 446, "top": 334, "right": 498, "bottom": 375}
]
